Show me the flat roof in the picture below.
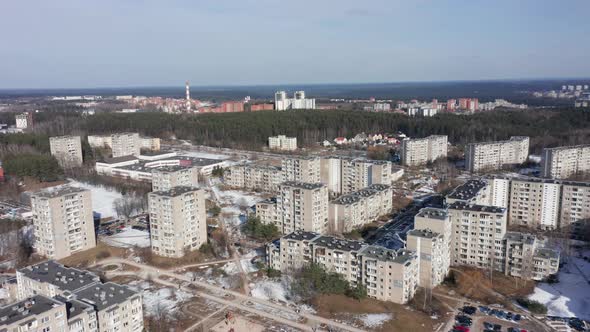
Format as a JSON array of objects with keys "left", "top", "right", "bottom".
[
  {"left": 447, "top": 179, "right": 487, "bottom": 201},
  {"left": 74, "top": 282, "right": 139, "bottom": 311},
  {"left": 504, "top": 231, "right": 536, "bottom": 244},
  {"left": 543, "top": 144, "right": 590, "bottom": 151},
  {"left": 150, "top": 186, "right": 199, "bottom": 197},
  {"left": 0, "top": 295, "right": 64, "bottom": 326},
  {"left": 102, "top": 155, "right": 138, "bottom": 164},
  {"left": 18, "top": 261, "right": 100, "bottom": 294},
  {"left": 416, "top": 207, "right": 448, "bottom": 220},
  {"left": 468, "top": 136, "right": 528, "bottom": 146},
  {"left": 31, "top": 186, "right": 88, "bottom": 199},
  {"left": 116, "top": 156, "right": 222, "bottom": 173},
  {"left": 50, "top": 135, "right": 80, "bottom": 141},
  {"left": 152, "top": 165, "right": 195, "bottom": 173},
  {"left": 448, "top": 201, "right": 506, "bottom": 214},
  {"left": 360, "top": 246, "right": 415, "bottom": 264},
  {"left": 407, "top": 228, "right": 441, "bottom": 239},
  {"left": 281, "top": 181, "right": 325, "bottom": 190},
  {"left": 312, "top": 236, "right": 365, "bottom": 252},
  {"left": 55, "top": 296, "right": 94, "bottom": 321},
  {"left": 535, "top": 248, "right": 560, "bottom": 260},
  {"left": 283, "top": 231, "right": 320, "bottom": 242}
]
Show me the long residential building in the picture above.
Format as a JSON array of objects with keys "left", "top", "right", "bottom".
[
  {"left": 11, "top": 260, "right": 144, "bottom": 332},
  {"left": 328, "top": 184, "right": 392, "bottom": 233},
  {"left": 148, "top": 186, "right": 207, "bottom": 258},
  {"left": 31, "top": 186, "right": 96, "bottom": 260},
  {"left": 401, "top": 135, "right": 448, "bottom": 166},
  {"left": 282, "top": 156, "right": 321, "bottom": 183},
  {"left": 267, "top": 232, "right": 419, "bottom": 304},
  {"left": 320, "top": 157, "right": 393, "bottom": 195},
  {"left": 541, "top": 144, "right": 590, "bottom": 179},
  {"left": 50, "top": 135, "right": 83, "bottom": 168},
  {"left": 268, "top": 135, "right": 297, "bottom": 151},
  {"left": 224, "top": 163, "right": 283, "bottom": 192},
  {"left": 465, "top": 136, "right": 529, "bottom": 172}
]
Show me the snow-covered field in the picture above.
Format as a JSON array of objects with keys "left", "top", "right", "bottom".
[
  {"left": 251, "top": 279, "right": 289, "bottom": 303},
  {"left": 529, "top": 248, "right": 590, "bottom": 320},
  {"left": 102, "top": 227, "right": 151, "bottom": 248},
  {"left": 128, "top": 281, "right": 193, "bottom": 317},
  {"left": 211, "top": 185, "right": 265, "bottom": 225},
  {"left": 356, "top": 313, "right": 392, "bottom": 328},
  {"left": 68, "top": 180, "right": 123, "bottom": 219}
]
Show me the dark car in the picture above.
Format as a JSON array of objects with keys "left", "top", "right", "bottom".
[
  {"left": 462, "top": 306, "right": 477, "bottom": 315},
  {"left": 513, "top": 314, "right": 521, "bottom": 321},
  {"left": 493, "top": 324, "right": 502, "bottom": 331}
]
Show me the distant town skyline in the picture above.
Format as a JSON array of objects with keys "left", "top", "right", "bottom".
[{"left": 1, "top": 0, "right": 589, "bottom": 89}]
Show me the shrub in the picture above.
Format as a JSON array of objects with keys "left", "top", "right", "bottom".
[
  {"left": 516, "top": 298, "right": 547, "bottom": 314},
  {"left": 242, "top": 215, "right": 279, "bottom": 241}
]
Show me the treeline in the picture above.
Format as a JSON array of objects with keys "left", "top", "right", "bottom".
[
  {"left": 77, "top": 109, "right": 590, "bottom": 153},
  {"left": 3, "top": 154, "right": 63, "bottom": 182},
  {"left": 0, "top": 133, "right": 50, "bottom": 153}
]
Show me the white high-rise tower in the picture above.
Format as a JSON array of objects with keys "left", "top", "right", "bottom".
[{"left": 185, "top": 81, "right": 191, "bottom": 112}]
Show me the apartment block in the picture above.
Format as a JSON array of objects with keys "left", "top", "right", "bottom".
[
  {"left": 255, "top": 198, "right": 279, "bottom": 228},
  {"left": 87, "top": 134, "right": 112, "bottom": 148},
  {"left": 406, "top": 229, "right": 447, "bottom": 288},
  {"left": 503, "top": 232, "right": 559, "bottom": 281},
  {"left": 282, "top": 156, "right": 321, "bottom": 183},
  {"left": 148, "top": 186, "right": 207, "bottom": 258},
  {"left": 0, "top": 295, "right": 71, "bottom": 332},
  {"left": 140, "top": 137, "right": 161, "bottom": 151},
  {"left": 14, "top": 260, "right": 143, "bottom": 332},
  {"left": 278, "top": 182, "right": 329, "bottom": 234},
  {"left": 31, "top": 187, "right": 96, "bottom": 260},
  {"left": 401, "top": 135, "right": 448, "bottom": 166},
  {"left": 465, "top": 136, "right": 529, "bottom": 172},
  {"left": 152, "top": 165, "right": 199, "bottom": 191},
  {"left": 560, "top": 182, "right": 590, "bottom": 238},
  {"left": 111, "top": 132, "right": 141, "bottom": 157},
  {"left": 225, "top": 163, "right": 283, "bottom": 192},
  {"left": 329, "top": 184, "right": 392, "bottom": 232},
  {"left": 446, "top": 179, "right": 491, "bottom": 205},
  {"left": 268, "top": 135, "right": 297, "bottom": 151},
  {"left": 541, "top": 144, "right": 590, "bottom": 179},
  {"left": 320, "top": 157, "right": 393, "bottom": 195},
  {"left": 15, "top": 112, "right": 33, "bottom": 130},
  {"left": 50, "top": 135, "right": 83, "bottom": 168},
  {"left": 266, "top": 232, "right": 419, "bottom": 304},
  {"left": 448, "top": 202, "right": 508, "bottom": 270},
  {"left": 509, "top": 179, "right": 561, "bottom": 229}
]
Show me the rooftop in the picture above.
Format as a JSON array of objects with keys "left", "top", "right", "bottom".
[
  {"left": 101, "top": 155, "right": 138, "bottom": 164},
  {"left": 312, "top": 236, "right": 365, "bottom": 252},
  {"left": 407, "top": 228, "right": 441, "bottom": 239},
  {"left": 416, "top": 207, "right": 448, "bottom": 220},
  {"left": 504, "top": 231, "right": 536, "bottom": 245},
  {"left": 50, "top": 135, "right": 80, "bottom": 141},
  {"left": 468, "top": 136, "right": 528, "bottom": 146},
  {"left": 31, "top": 186, "right": 88, "bottom": 199},
  {"left": 18, "top": 261, "right": 100, "bottom": 294},
  {"left": 360, "top": 246, "right": 416, "bottom": 264},
  {"left": 447, "top": 179, "right": 487, "bottom": 201},
  {"left": 74, "top": 282, "right": 139, "bottom": 311},
  {"left": 0, "top": 295, "right": 65, "bottom": 326},
  {"left": 448, "top": 201, "right": 506, "bottom": 214},
  {"left": 544, "top": 144, "right": 590, "bottom": 151},
  {"left": 55, "top": 296, "right": 94, "bottom": 321},
  {"left": 150, "top": 186, "right": 200, "bottom": 197},
  {"left": 283, "top": 231, "right": 320, "bottom": 242},
  {"left": 152, "top": 165, "right": 195, "bottom": 173},
  {"left": 281, "top": 181, "right": 325, "bottom": 190},
  {"left": 535, "top": 247, "right": 560, "bottom": 260}
]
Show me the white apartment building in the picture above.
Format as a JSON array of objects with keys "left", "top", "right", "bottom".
[
  {"left": 31, "top": 187, "right": 96, "bottom": 260},
  {"left": 560, "top": 182, "right": 590, "bottom": 238},
  {"left": 15, "top": 112, "right": 32, "bottom": 129},
  {"left": 406, "top": 229, "right": 448, "bottom": 288},
  {"left": 320, "top": 157, "right": 393, "bottom": 195},
  {"left": 50, "top": 135, "right": 83, "bottom": 168},
  {"left": 255, "top": 198, "right": 280, "bottom": 228},
  {"left": 509, "top": 179, "right": 561, "bottom": 229},
  {"left": 152, "top": 165, "right": 199, "bottom": 191},
  {"left": 282, "top": 156, "right": 321, "bottom": 183},
  {"left": 266, "top": 232, "right": 419, "bottom": 304},
  {"left": 225, "top": 163, "right": 283, "bottom": 192},
  {"left": 401, "top": 135, "right": 448, "bottom": 166},
  {"left": 277, "top": 182, "right": 329, "bottom": 234},
  {"left": 87, "top": 134, "right": 113, "bottom": 148},
  {"left": 111, "top": 132, "right": 141, "bottom": 157},
  {"left": 274, "top": 90, "right": 316, "bottom": 111},
  {"left": 268, "top": 135, "right": 297, "bottom": 151},
  {"left": 148, "top": 186, "right": 207, "bottom": 258},
  {"left": 140, "top": 136, "right": 161, "bottom": 151},
  {"left": 465, "top": 136, "right": 529, "bottom": 172},
  {"left": 15, "top": 260, "right": 143, "bottom": 332},
  {"left": 541, "top": 144, "right": 590, "bottom": 179},
  {"left": 329, "top": 184, "right": 392, "bottom": 233}
]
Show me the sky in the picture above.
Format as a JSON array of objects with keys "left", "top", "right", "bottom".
[{"left": 1, "top": 0, "right": 589, "bottom": 89}]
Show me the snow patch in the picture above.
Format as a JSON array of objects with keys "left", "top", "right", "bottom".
[
  {"left": 128, "top": 281, "right": 193, "bottom": 317},
  {"left": 67, "top": 180, "right": 123, "bottom": 219},
  {"left": 357, "top": 313, "right": 392, "bottom": 328},
  {"left": 251, "top": 279, "right": 289, "bottom": 303},
  {"left": 102, "top": 227, "right": 151, "bottom": 248}
]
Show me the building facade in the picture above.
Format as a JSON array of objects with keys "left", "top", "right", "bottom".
[
  {"left": 328, "top": 184, "right": 392, "bottom": 233},
  {"left": 274, "top": 91, "right": 316, "bottom": 111},
  {"left": 50, "top": 135, "right": 83, "bottom": 168},
  {"left": 319, "top": 157, "right": 393, "bottom": 195},
  {"left": 465, "top": 136, "right": 529, "bottom": 172},
  {"left": 225, "top": 163, "right": 283, "bottom": 192},
  {"left": 152, "top": 165, "right": 200, "bottom": 192},
  {"left": 148, "top": 186, "right": 207, "bottom": 258},
  {"left": 277, "top": 182, "right": 329, "bottom": 234},
  {"left": 31, "top": 187, "right": 96, "bottom": 260},
  {"left": 401, "top": 135, "right": 448, "bottom": 166},
  {"left": 111, "top": 132, "right": 141, "bottom": 157},
  {"left": 268, "top": 135, "right": 297, "bottom": 151},
  {"left": 282, "top": 157, "right": 321, "bottom": 183},
  {"left": 541, "top": 144, "right": 590, "bottom": 179},
  {"left": 140, "top": 137, "right": 161, "bottom": 151}
]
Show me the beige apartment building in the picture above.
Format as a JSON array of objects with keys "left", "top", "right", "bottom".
[
  {"left": 225, "top": 163, "right": 283, "bottom": 192},
  {"left": 268, "top": 135, "right": 297, "bottom": 151},
  {"left": 328, "top": 184, "right": 393, "bottom": 233},
  {"left": 503, "top": 232, "right": 560, "bottom": 281},
  {"left": 282, "top": 156, "right": 321, "bottom": 183},
  {"left": 87, "top": 134, "right": 113, "bottom": 148},
  {"left": 111, "top": 132, "right": 141, "bottom": 157},
  {"left": 277, "top": 182, "right": 329, "bottom": 234},
  {"left": 560, "top": 181, "right": 590, "bottom": 238},
  {"left": 509, "top": 178, "right": 561, "bottom": 230},
  {"left": 465, "top": 136, "right": 529, "bottom": 172},
  {"left": 401, "top": 135, "right": 448, "bottom": 166},
  {"left": 266, "top": 232, "right": 420, "bottom": 304},
  {"left": 148, "top": 186, "right": 207, "bottom": 258},
  {"left": 50, "top": 135, "right": 83, "bottom": 168},
  {"left": 406, "top": 229, "right": 448, "bottom": 288},
  {"left": 31, "top": 187, "right": 96, "bottom": 260},
  {"left": 14, "top": 260, "right": 143, "bottom": 332},
  {"left": 140, "top": 136, "right": 161, "bottom": 151},
  {"left": 320, "top": 157, "right": 393, "bottom": 195},
  {"left": 0, "top": 295, "right": 72, "bottom": 332},
  {"left": 152, "top": 165, "right": 199, "bottom": 191},
  {"left": 255, "top": 198, "right": 279, "bottom": 228},
  {"left": 541, "top": 144, "right": 590, "bottom": 179}
]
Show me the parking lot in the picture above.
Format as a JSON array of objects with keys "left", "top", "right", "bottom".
[
  {"left": 97, "top": 214, "right": 149, "bottom": 237},
  {"left": 450, "top": 305, "right": 547, "bottom": 332}
]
